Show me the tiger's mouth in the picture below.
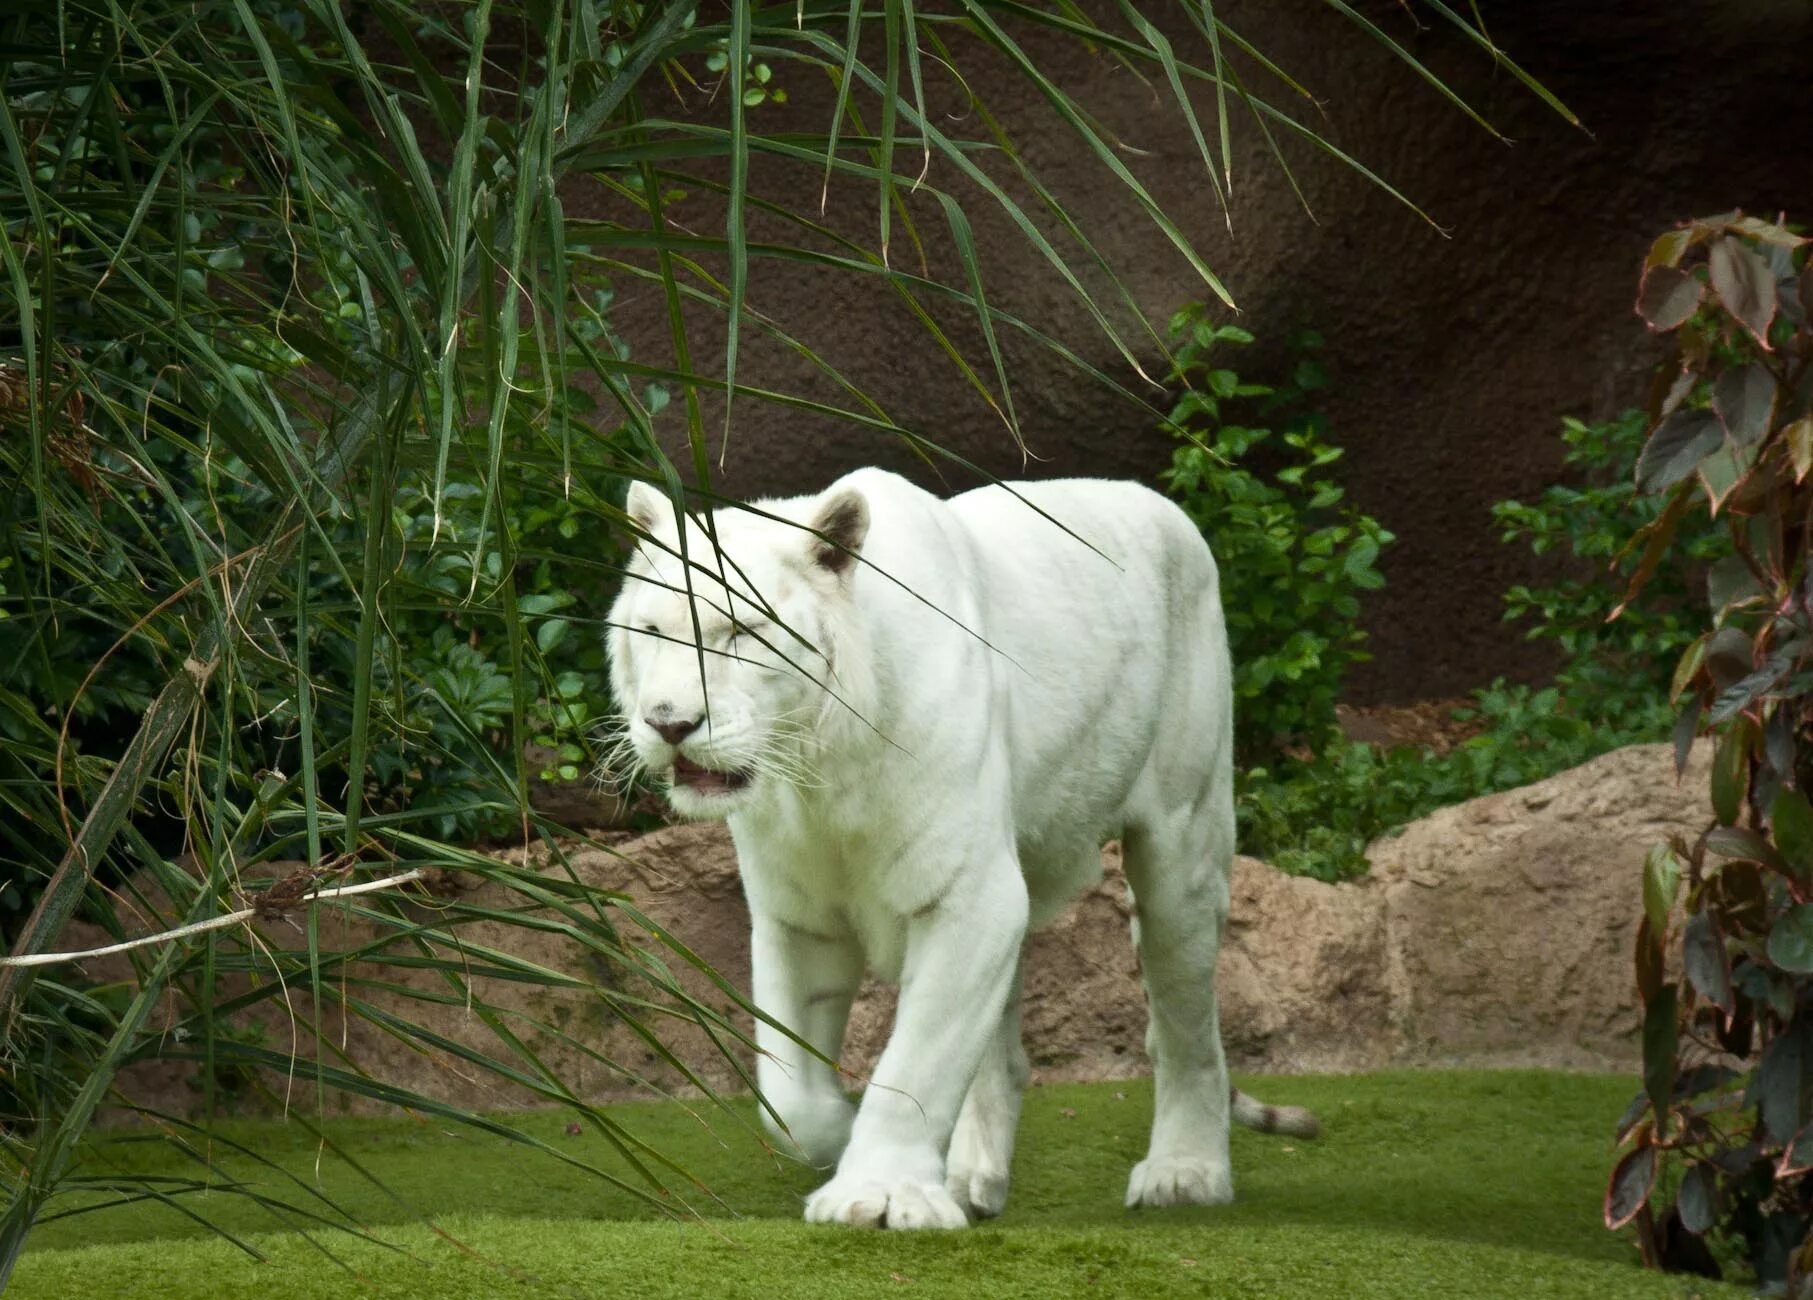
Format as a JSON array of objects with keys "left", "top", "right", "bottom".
[{"left": 670, "top": 755, "right": 753, "bottom": 795}]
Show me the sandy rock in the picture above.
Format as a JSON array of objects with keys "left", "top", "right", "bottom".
[
  {"left": 1218, "top": 853, "right": 1392, "bottom": 1073},
  {"left": 1017, "top": 741, "right": 1712, "bottom": 1078},
  {"left": 1364, "top": 742, "right": 1712, "bottom": 1071},
  {"left": 85, "top": 742, "right": 1713, "bottom": 1116}
]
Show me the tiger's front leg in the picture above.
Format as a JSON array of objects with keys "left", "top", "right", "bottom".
[
  {"left": 749, "top": 908, "right": 866, "bottom": 1169},
  {"left": 803, "top": 861, "right": 1029, "bottom": 1230}
]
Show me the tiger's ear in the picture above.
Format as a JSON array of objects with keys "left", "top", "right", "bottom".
[
  {"left": 807, "top": 486, "right": 869, "bottom": 576},
  {"left": 625, "top": 480, "right": 673, "bottom": 535}
]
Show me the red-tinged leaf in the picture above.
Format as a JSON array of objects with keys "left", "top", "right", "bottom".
[
  {"left": 1707, "top": 649, "right": 1790, "bottom": 725},
  {"left": 1705, "top": 824, "right": 1781, "bottom": 866},
  {"left": 1709, "top": 237, "right": 1777, "bottom": 347},
  {"left": 1636, "top": 408, "right": 1724, "bottom": 494},
  {"left": 1611, "top": 483, "right": 1693, "bottom": 618},
  {"left": 1779, "top": 1121, "right": 1813, "bottom": 1178},
  {"left": 1605, "top": 1144, "right": 1657, "bottom": 1231},
  {"left": 1658, "top": 369, "right": 1694, "bottom": 422},
  {"left": 1756, "top": 1017, "right": 1813, "bottom": 1143},
  {"left": 1769, "top": 903, "right": 1813, "bottom": 973},
  {"left": 1683, "top": 912, "right": 1734, "bottom": 1015},
  {"left": 1634, "top": 1206, "right": 1661, "bottom": 1270},
  {"left": 1674, "top": 699, "right": 1702, "bottom": 776},
  {"left": 1706, "top": 556, "right": 1764, "bottom": 622},
  {"left": 1730, "top": 215, "right": 1807, "bottom": 249},
  {"left": 1711, "top": 720, "right": 1754, "bottom": 826},
  {"left": 1726, "top": 449, "right": 1787, "bottom": 516},
  {"left": 1678, "top": 1162, "right": 1718, "bottom": 1235},
  {"left": 1646, "top": 227, "right": 1695, "bottom": 270},
  {"left": 1643, "top": 845, "right": 1682, "bottom": 934},
  {"left": 1698, "top": 438, "right": 1757, "bottom": 516},
  {"left": 1716, "top": 861, "right": 1770, "bottom": 936},
  {"left": 1775, "top": 787, "right": 1813, "bottom": 881},
  {"left": 1637, "top": 264, "right": 1703, "bottom": 331},
  {"left": 1712, "top": 364, "right": 1775, "bottom": 446},
  {"left": 1670, "top": 634, "right": 1710, "bottom": 702},
  {"left": 1784, "top": 417, "right": 1813, "bottom": 483},
  {"left": 1636, "top": 914, "right": 1665, "bottom": 1006},
  {"left": 1703, "top": 626, "right": 1757, "bottom": 690},
  {"left": 1645, "top": 364, "right": 1695, "bottom": 428},
  {"left": 1643, "top": 985, "right": 1678, "bottom": 1124},
  {"left": 1614, "top": 1091, "right": 1650, "bottom": 1144},
  {"left": 1766, "top": 708, "right": 1796, "bottom": 779}
]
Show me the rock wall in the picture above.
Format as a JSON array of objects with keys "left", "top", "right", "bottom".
[
  {"left": 83, "top": 742, "right": 1713, "bottom": 1117},
  {"left": 587, "top": 1, "right": 1813, "bottom": 701}
]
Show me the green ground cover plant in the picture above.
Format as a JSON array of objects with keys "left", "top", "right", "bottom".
[{"left": 13, "top": 1073, "right": 1740, "bottom": 1299}]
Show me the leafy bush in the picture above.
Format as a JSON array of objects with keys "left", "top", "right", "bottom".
[
  {"left": 1160, "top": 310, "right": 1391, "bottom": 762},
  {"left": 1494, "top": 409, "right": 1728, "bottom": 739},
  {"left": 315, "top": 442, "right": 644, "bottom": 843},
  {"left": 1607, "top": 212, "right": 1813, "bottom": 1291},
  {"left": 1235, "top": 406, "right": 1723, "bottom": 883},
  {"left": 1240, "top": 681, "right": 1643, "bottom": 882}
]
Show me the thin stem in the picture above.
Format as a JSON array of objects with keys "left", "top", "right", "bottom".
[{"left": 0, "top": 869, "right": 427, "bottom": 969}]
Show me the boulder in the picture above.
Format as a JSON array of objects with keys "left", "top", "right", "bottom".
[{"left": 1363, "top": 741, "right": 1712, "bottom": 1070}]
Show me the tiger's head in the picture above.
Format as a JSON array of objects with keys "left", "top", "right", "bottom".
[{"left": 604, "top": 479, "right": 869, "bottom": 819}]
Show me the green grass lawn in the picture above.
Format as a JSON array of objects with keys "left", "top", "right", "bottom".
[{"left": 14, "top": 1071, "right": 1736, "bottom": 1299}]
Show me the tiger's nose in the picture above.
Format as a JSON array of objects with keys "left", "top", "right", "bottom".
[{"left": 646, "top": 714, "right": 702, "bottom": 746}]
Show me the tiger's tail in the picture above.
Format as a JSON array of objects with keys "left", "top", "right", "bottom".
[{"left": 1231, "top": 1086, "right": 1320, "bottom": 1139}]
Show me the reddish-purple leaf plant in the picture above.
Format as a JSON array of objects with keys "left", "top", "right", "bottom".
[{"left": 1614, "top": 211, "right": 1813, "bottom": 1288}]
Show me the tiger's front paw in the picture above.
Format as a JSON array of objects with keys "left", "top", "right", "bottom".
[
  {"left": 945, "top": 1163, "right": 1010, "bottom": 1221},
  {"left": 804, "top": 1172, "right": 970, "bottom": 1230},
  {"left": 1125, "top": 1155, "right": 1234, "bottom": 1208}
]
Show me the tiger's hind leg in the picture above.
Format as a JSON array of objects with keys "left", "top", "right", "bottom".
[{"left": 1120, "top": 793, "right": 1236, "bottom": 1208}]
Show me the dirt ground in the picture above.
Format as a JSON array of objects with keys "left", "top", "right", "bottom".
[{"left": 1336, "top": 698, "right": 1484, "bottom": 755}]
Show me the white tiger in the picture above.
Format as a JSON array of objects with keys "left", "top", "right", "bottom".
[{"left": 606, "top": 469, "right": 1316, "bottom": 1230}]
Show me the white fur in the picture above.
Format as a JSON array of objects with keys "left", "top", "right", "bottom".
[{"left": 608, "top": 470, "right": 1243, "bottom": 1228}]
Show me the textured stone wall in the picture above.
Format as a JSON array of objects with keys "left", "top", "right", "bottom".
[{"left": 582, "top": 0, "right": 1813, "bottom": 701}]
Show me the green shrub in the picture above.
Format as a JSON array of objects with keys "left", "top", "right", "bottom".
[
  {"left": 1231, "top": 405, "right": 1724, "bottom": 883},
  {"left": 1157, "top": 322, "right": 1686, "bottom": 863},
  {"left": 326, "top": 441, "right": 644, "bottom": 843},
  {"left": 1159, "top": 309, "right": 1391, "bottom": 762},
  {"left": 1494, "top": 408, "right": 1728, "bottom": 738},
  {"left": 1239, "top": 683, "right": 1631, "bottom": 882}
]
